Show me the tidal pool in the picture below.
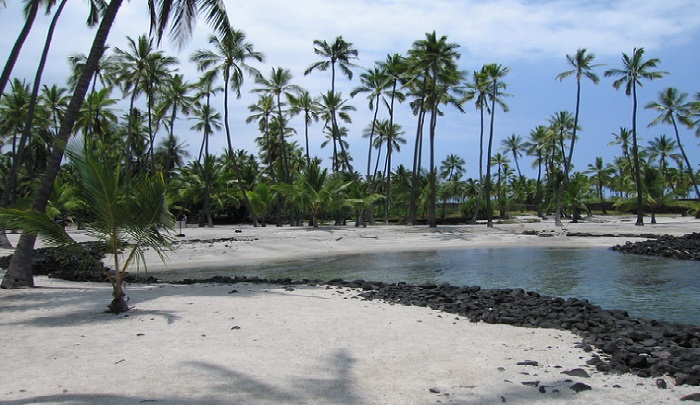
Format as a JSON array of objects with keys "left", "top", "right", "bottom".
[{"left": 163, "top": 247, "right": 700, "bottom": 326}]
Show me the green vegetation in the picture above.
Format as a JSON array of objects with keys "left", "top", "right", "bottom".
[{"left": 1, "top": 2, "right": 699, "bottom": 290}]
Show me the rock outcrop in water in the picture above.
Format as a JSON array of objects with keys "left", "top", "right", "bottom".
[{"left": 612, "top": 233, "right": 700, "bottom": 260}]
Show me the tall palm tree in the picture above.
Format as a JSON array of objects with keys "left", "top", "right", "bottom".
[
  {"left": 112, "top": 34, "right": 174, "bottom": 173},
  {"left": 190, "top": 101, "right": 221, "bottom": 227},
  {"left": 319, "top": 90, "right": 356, "bottom": 173},
  {"left": 288, "top": 89, "right": 320, "bottom": 163},
  {"left": 555, "top": 49, "right": 601, "bottom": 187},
  {"left": 440, "top": 153, "right": 466, "bottom": 181},
  {"left": 191, "top": 29, "right": 262, "bottom": 225},
  {"left": 463, "top": 68, "right": 493, "bottom": 224},
  {"left": 483, "top": 63, "right": 510, "bottom": 228},
  {"left": 645, "top": 87, "right": 700, "bottom": 198},
  {"left": 605, "top": 48, "right": 666, "bottom": 225},
  {"left": 0, "top": 0, "right": 43, "bottom": 102},
  {"left": 2, "top": 0, "right": 235, "bottom": 288},
  {"left": 548, "top": 110, "right": 577, "bottom": 225},
  {"left": 157, "top": 73, "right": 194, "bottom": 174},
  {"left": 350, "top": 65, "right": 390, "bottom": 180},
  {"left": 251, "top": 67, "right": 300, "bottom": 183},
  {"left": 407, "top": 31, "right": 462, "bottom": 228},
  {"left": 304, "top": 36, "right": 359, "bottom": 95},
  {"left": 374, "top": 119, "right": 405, "bottom": 223},
  {"left": 500, "top": 133, "right": 525, "bottom": 178}
]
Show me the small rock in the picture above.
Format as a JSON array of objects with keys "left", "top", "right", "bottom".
[
  {"left": 570, "top": 382, "right": 592, "bottom": 393},
  {"left": 429, "top": 387, "right": 441, "bottom": 394},
  {"left": 562, "top": 368, "right": 590, "bottom": 378},
  {"left": 538, "top": 386, "right": 546, "bottom": 393},
  {"left": 522, "top": 381, "right": 539, "bottom": 387},
  {"left": 228, "top": 289, "right": 239, "bottom": 294},
  {"left": 656, "top": 379, "right": 667, "bottom": 389},
  {"left": 517, "top": 360, "right": 539, "bottom": 366},
  {"left": 231, "top": 326, "right": 241, "bottom": 330}
]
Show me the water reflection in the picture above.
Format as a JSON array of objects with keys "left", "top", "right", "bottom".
[{"left": 162, "top": 247, "right": 699, "bottom": 326}]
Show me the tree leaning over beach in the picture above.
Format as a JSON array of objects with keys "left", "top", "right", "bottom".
[{"left": 1, "top": 0, "right": 234, "bottom": 289}]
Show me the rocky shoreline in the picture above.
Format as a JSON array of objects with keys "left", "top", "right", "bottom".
[
  {"left": 176, "top": 275, "right": 700, "bottom": 387},
  {"left": 612, "top": 233, "right": 700, "bottom": 260}
]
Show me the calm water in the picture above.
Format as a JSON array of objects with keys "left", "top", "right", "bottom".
[{"left": 166, "top": 247, "right": 700, "bottom": 326}]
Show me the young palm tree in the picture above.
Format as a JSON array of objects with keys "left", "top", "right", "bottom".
[
  {"left": 584, "top": 157, "right": 614, "bottom": 214},
  {"left": 483, "top": 63, "right": 510, "bottom": 228},
  {"left": 0, "top": 141, "right": 174, "bottom": 313},
  {"left": 604, "top": 47, "right": 667, "bottom": 226},
  {"left": 374, "top": 119, "right": 405, "bottom": 223},
  {"left": 2, "top": 0, "right": 235, "bottom": 288},
  {"left": 646, "top": 134, "right": 680, "bottom": 182},
  {"left": 500, "top": 133, "right": 525, "bottom": 178},
  {"left": 304, "top": 36, "right": 359, "bottom": 95},
  {"left": 645, "top": 87, "right": 700, "bottom": 198}
]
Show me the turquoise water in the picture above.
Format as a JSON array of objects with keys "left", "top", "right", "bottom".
[{"left": 175, "top": 247, "right": 700, "bottom": 326}]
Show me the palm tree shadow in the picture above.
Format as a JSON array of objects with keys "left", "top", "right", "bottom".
[{"left": 183, "top": 348, "right": 363, "bottom": 404}]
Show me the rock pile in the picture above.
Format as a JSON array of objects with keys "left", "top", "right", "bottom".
[{"left": 612, "top": 233, "right": 700, "bottom": 260}]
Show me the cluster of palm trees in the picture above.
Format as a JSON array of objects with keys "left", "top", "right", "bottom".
[{"left": 2, "top": 2, "right": 700, "bottom": 293}]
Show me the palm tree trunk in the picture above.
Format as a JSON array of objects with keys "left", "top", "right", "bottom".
[
  {"left": 485, "top": 82, "right": 498, "bottom": 228},
  {"left": 1, "top": 0, "right": 124, "bottom": 289},
  {"left": 0, "top": 0, "right": 39, "bottom": 102},
  {"left": 471, "top": 107, "right": 485, "bottom": 224},
  {"left": 0, "top": 0, "right": 68, "bottom": 249},
  {"left": 671, "top": 117, "right": 700, "bottom": 199},
  {"left": 631, "top": 83, "right": 644, "bottom": 226},
  {"left": 222, "top": 76, "right": 259, "bottom": 226},
  {"left": 428, "top": 106, "right": 438, "bottom": 228}
]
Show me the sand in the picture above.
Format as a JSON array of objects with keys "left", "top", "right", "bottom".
[{"left": 1, "top": 214, "right": 699, "bottom": 404}]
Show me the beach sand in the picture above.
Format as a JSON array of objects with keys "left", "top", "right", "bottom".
[{"left": 1, "top": 214, "right": 698, "bottom": 404}]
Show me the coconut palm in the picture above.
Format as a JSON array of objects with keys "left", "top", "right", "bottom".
[
  {"left": 584, "top": 157, "right": 614, "bottom": 214},
  {"left": 350, "top": 65, "right": 390, "bottom": 179},
  {"left": 555, "top": 48, "right": 601, "bottom": 192},
  {"left": 304, "top": 36, "right": 359, "bottom": 94},
  {"left": 288, "top": 89, "right": 321, "bottom": 163},
  {"left": 0, "top": 140, "right": 174, "bottom": 313},
  {"left": 374, "top": 119, "right": 405, "bottom": 223},
  {"left": 609, "top": 127, "right": 634, "bottom": 173},
  {"left": 407, "top": 31, "right": 462, "bottom": 227},
  {"left": 251, "top": 67, "right": 300, "bottom": 183},
  {"left": 646, "top": 134, "right": 680, "bottom": 182},
  {"left": 482, "top": 63, "right": 510, "bottom": 227},
  {"left": 2, "top": 0, "right": 235, "bottom": 288},
  {"left": 548, "top": 110, "right": 577, "bottom": 226},
  {"left": 191, "top": 30, "right": 263, "bottom": 225},
  {"left": 604, "top": 47, "right": 667, "bottom": 226},
  {"left": 319, "top": 90, "right": 356, "bottom": 173},
  {"left": 500, "top": 133, "right": 525, "bottom": 179},
  {"left": 645, "top": 87, "right": 700, "bottom": 198}
]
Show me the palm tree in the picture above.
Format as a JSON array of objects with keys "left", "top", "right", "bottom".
[
  {"left": 609, "top": 127, "right": 634, "bottom": 173},
  {"left": 190, "top": 100, "right": 221, "bottom": 228},
  {"left": 288, "top": 89, "right": 320, "bottom": 163},
  {"left": 463, "top": 68, "right": 493, "bottom": 224},
  {"left": 483, "top": 63, "right": 510, "bottom": 227},
  {"left": 0, "top": 140, "right": 174, "bottom": 313},
  {"left": 350, "top": 65, "right": 390, "bottom": 180},
  {"left": 525, "top": 126, "right": 549, "bottom": 218},
  {"left": 604, "top": 47, "right": 667, "bottom": 226},
  {"left": 319, "top": 91, "right": 356, "bottom": 173},
  {"left": 500, "top": 133, "right": 525, "bottom": 178},
  {"left": 490, "top": 152, "right": 511, "bottom": 219},
  {"left": 555, "top": 48, "right": 601, "bottom": 192},
  {"left": 2, "top": 0, "right": 235, "bottom": 288},
  {"left": 252, "top": 67, "right": 300, "bottom": 183},
  {"left": 304, "top": 36, "right": 359, "bottom": 94},
  {"left": 548, "top": 110, "right": 577, "bottom": 226},
  {"left": 374, "top": 119, "right": 405, "bottom": 223},
  {"left": 112, "top": 34, "right": 175, "bottom": 173},
  {"left": 191, "top": 30, "right": 263, "bottom": 226},
  {"left": 646, "top": 134, "right": 679, "bottom": 182},
  {"left": 645, "top": 87, "right": 700, "bottom": 198},
  {"left": 440, "top": 153, "right": 466, "bottom": 181},
  {"left": 584, "top": 157, "right": 614, "bottom": 214},
  {"left": 157, "top": 73, "right": 194, "bottom": 174},
  {"left": 407, "top": 31, "right": 462, "bottom": 228},
  {"left": 0, "top": 0, "right": 44, "bottom": 102}
]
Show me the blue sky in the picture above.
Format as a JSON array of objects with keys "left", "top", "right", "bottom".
[{"left": 2, "top": 0, "right": 699, "bottom": 179}]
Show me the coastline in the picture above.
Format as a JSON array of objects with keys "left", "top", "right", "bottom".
[{"left": 1, "top": 214, "right": 699, "bottom": 404}]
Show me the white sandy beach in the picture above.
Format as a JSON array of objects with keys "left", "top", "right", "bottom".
[{"left": 1, "top": 215, "right": 699, "bottom": 404}]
